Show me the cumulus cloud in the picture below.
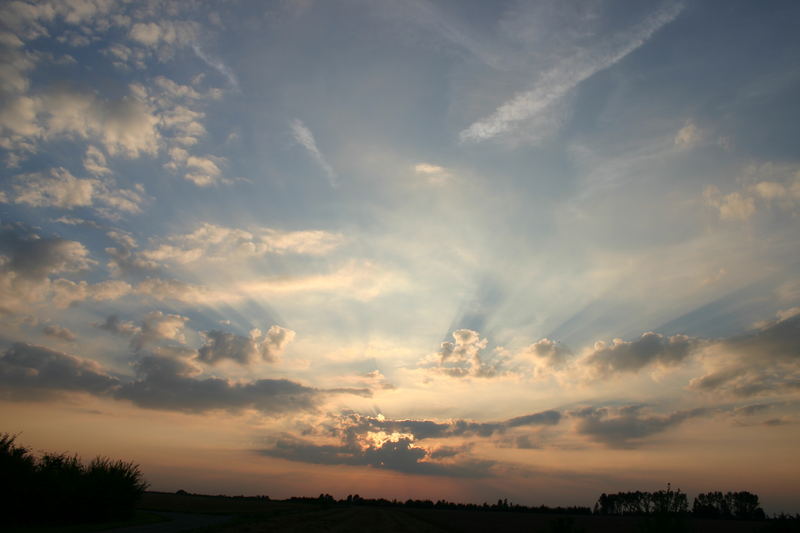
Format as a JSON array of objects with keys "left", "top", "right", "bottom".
[
  {"left": 4, "top": 167, "right": 145, "bottom": 215},
  {"left": 197, "top": 325, "right": 295, "bottom": 365},
  {"left": 521, "top": 338, "right": 573, "bottom": 371},
  {"left": 582, "top": 332, "right": 696, "bottom": 376},
  {"left": 0, "top": 225, "right": 133, "bottom": 313},
  {"left": 571, "top": 405, "right": 709, "bottom": 448},
  {"left": 0, "top": 86, "right": 161, "bottom": 158},
  {"left": 130, "top": 311, "right": 190, "bottom": 351},
  {"left": 289, "top": 119, "right": 337, "bottom": 186},
  {"left": 431, "top": 329, "right": 504, "bottom": 378},
  {"left": 0, "top": 342, "right": 119, "bottom": 400}
]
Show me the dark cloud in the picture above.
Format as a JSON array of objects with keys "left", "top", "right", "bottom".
[
  {"left": 115, "top": 353, "right": 369, "bottom": 414},
  {"left": 0, "top": 224, "right": 92, "bottom": 280},
  {"left": 689, "top": 314, "right": 800, "bottom": 397},
  {"left": 571, "top": 405, "right": 709, "bottom": 448},
  {"left": 0, "top": 342, "right": 119, "bottom": 399},
  {"left": 258, "top": 409, "right": 560, "bottom": 476},
  {"left": 0, "top": 341, "right": 368, "bottom": 414},
  {"left": 105, "top": 245, "right": 159, "bottom": 277},
  {"left": 42, "top": 324, "right": 77, "bottom": 342},
  {"left": 261, "top": 435, "right": 495, "bottom": 478},
  {"left": 335, "top": 409, "right": 562, "bottom": 440},
  {"left": 197, "top": 326, "right": 295, "bottom": 365},
  {"left": 94, "top": 314, "right": 140, "bottom": 336},
  {"left": 585, "top": 332, "right": 696, "bottom": 375}
]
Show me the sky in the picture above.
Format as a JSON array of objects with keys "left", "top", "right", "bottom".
[{"left": 1, "top": 0, "right": 799, "bottom": 513}]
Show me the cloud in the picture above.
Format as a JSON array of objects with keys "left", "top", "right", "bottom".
[
  {"left": 115, "top": 353, "right": 369, "bottom": 414},
  {"left": 703, "top": 186, "right": 756, "bottom": 221},
  {"left": 42, "top": 324, "right": 77, "bottom": 342},
  {"left": 83, "top": 145, "right": 111, "bottom": 175},
  {"left": 571, "top": 405, "right": 709, "bottom": 448},
  {"left": 260, "top": 435, "right": 494, "bottom": 478},
  {"left": 130, "top": 311, "right": 190, "bottom": 351},
  {"left": 582, "top": 331, "right": 696, "bottom": 376},
  {"left": 414, "top": 163, "right": 452, "bottom": 185},
  {"left": 521, "top": 338, "right": 573, "bottom": 371},
  {"left": 289, "top": 119, "right": 337, "bottom": 186},
  {"left": 0, "top": 225, "right": 93, "bottom": 280},
  {"left": 128, "top": 20, "right": 199, "bottom": 57},
  {"left": 197, "top": 325, "right": 295, "bottom": 365},
  {"left": 0, "top": 342, "right": 369, "bottom": 414},
  {"left": 259, "top": 409, "right": 561, "bottom": 476},
  {"left": 94, "top": 315, "right": 140, "bottom": 337},
  {"left": 140, "top": 223, "right": 344, "bottom": 265},
  {"left": 674, "top": 120, "right": 703, "bottom": 148},
  {"left": 689, "top": 314, "right": 800, "bottom": 398},
  {"left": 704, "top": 163, "right": 800, "bottom": 221},
  {"left": 0, "top": 225, "right": 132, "bottom": 312},
  {"left": 0, "top": 342, "right": 119, "bottom": 400},
  {"left": 430, "top": 329, "right": 504, "bottom": 378},
  {"left": 460, "top": 3, "right": 683, "bottom": 143},
  {"left": 2, "top": 86, "right": 161, "bottom": 157},
  {"left": 49, "top": 279, "right": 131, "bottom": 308},
  {"left": 135, "top": 277, "right": 210, "bottom": 305},
  {"left": 192, "top": 44, "right": 238, "bottom": 89},
  {"left": 5, "top": 167, "right": 145, "bottom": 215}
]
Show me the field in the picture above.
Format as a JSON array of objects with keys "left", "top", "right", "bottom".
[{"left": 137, "top": 492, "right": 783, "bottom": 532}]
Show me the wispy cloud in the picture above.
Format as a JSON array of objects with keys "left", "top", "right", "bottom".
[
  {"left": 289, "top": 119, "right": 338, "bottom": 186},
  {"left": 459, "top": 3, "right": 683, "bottom": 143},
  {"left": 192, "top": 44, "right": 239, "bottom": 89}
]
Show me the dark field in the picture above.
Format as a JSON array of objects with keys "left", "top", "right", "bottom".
[{"left": 137, "top": 492, "right": 786, "bottom": 532}]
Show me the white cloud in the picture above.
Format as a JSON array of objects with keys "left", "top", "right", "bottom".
[
  {"left": 674, "top": 120, "right": 703, "bottom": 148},
  {"left": 290, "top": 119, "right": 337, "bottom": 186},
  {"left": 140, "top": 223, "right": 344, "bottom": 265},
  {"left": 11, "top": 168, "right": 96, "bottom": 208},
  {"left": 703, "top": 163, "right": 800, "bottom": 221},
  {"left": 83, "top": 145, "right": 111, "bottom": 175},
  {"left": 460, "top": 3, "right": 683, "bottom": 143},
  {"left": 414, "top": 163, "right": 452, "bottom": 185},
  {"left": 5, "top": 167, "right": 146, "bottom": 216},
  {"left": 704, "top": 187, "right": 756, "bottom": 221},
  {"left": 427, "top": 329, "right": 503, "bottom": 378},
  {"left": 129, "top": 20, "right": 198, "bottom": 50}
]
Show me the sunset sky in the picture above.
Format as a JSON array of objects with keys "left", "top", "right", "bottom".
[{"left": 1, "top": 0, "right": 799, "bottom": 513}]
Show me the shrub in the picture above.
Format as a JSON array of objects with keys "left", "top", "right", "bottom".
[{"left": 0, "top": 432, "right": 148, "bottom": 524}]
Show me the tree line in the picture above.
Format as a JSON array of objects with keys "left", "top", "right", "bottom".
[
  {"left": 0, "top": 433, "right": 147, "bottom": 525},
  {"left": 594, "top": 485, "right": 766, "bottom": 520}
]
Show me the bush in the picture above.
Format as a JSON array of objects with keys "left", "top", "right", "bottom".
[{"left": 0, "top": 432, "right": 148, "bottom": 524}]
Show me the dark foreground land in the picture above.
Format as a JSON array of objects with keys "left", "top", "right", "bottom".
[{"left": 134, "top": 492, "right": 795, "bottom": 533}]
